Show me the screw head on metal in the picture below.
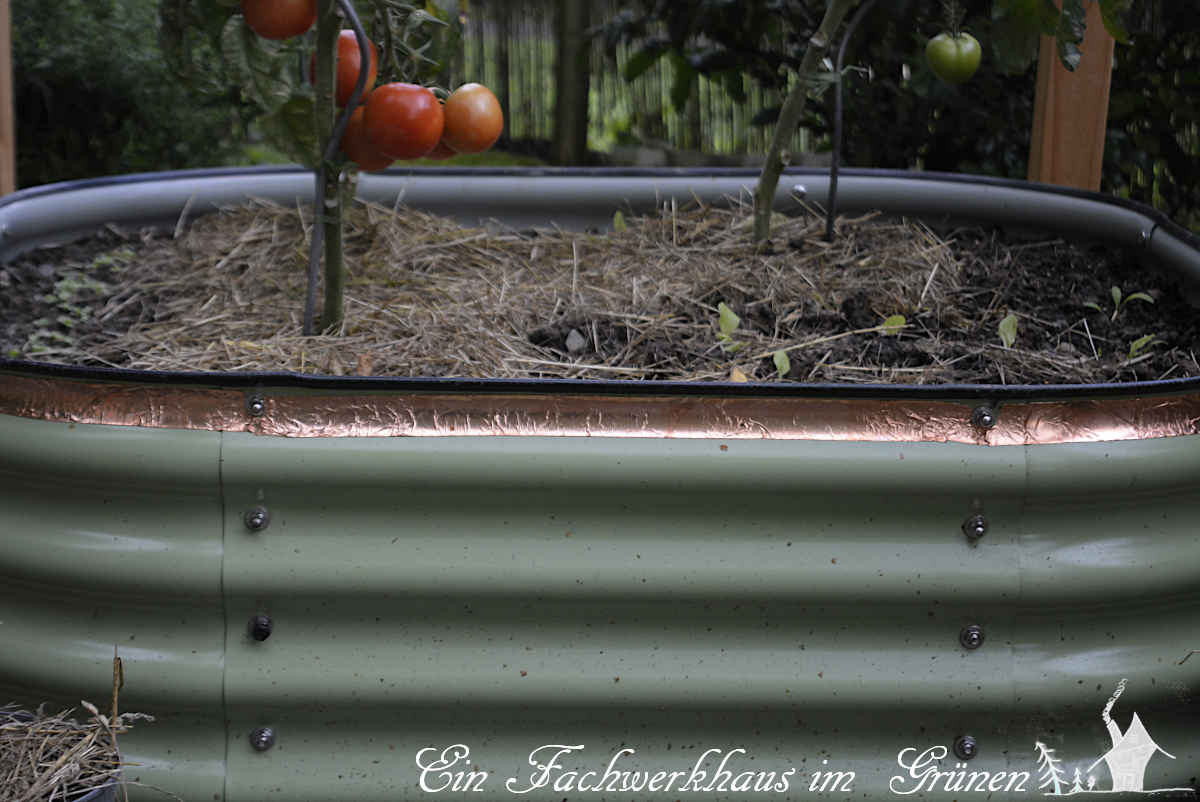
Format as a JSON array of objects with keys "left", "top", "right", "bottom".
[
  {"left": 962, "top": 514, "right": 988, "bottom": 541},
  {"left": 953, "top": 734, "right": 978, "bottom": 761},
  {"left": 249, "top": 726, "right": 275, "bottom": 752},
  {"left": 791, "top": 184, "right": 808, "bottom": 200},
  {"left": 959, "top": 624, "right": 985, "bottom": 650},
  {"left": 243, "top": 506, "right": 270, "bottom": 532},
  {"left": 246, "top": 395, "right": 266, "bottom": 417},
  {"left": 970, "top": 405, "right": 997, "bottom": 430},
  {"left": 249, "top": 614, "right": 273, "bottom": 642}
]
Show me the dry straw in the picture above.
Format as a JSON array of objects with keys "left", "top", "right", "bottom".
[
  {"left": 34, "top": 196, "right": 1121, "bottom": 384},
  {"left": 0, "top": 702, "right": 150, "bottom": 802}
]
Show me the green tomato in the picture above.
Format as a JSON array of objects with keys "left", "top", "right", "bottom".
[{"left": 925, "top": 32, "right": 982, "bottom": 85}]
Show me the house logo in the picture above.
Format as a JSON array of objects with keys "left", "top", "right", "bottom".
[{"left": 1036, "top": 679, "right": 1190, "bottom": 796}]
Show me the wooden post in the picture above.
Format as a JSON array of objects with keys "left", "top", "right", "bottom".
[
  {"left": 0, "top": 0, "right": 15, "bottom": 194},
  {"left": 1027, "top": 1, "right": 1115, "bottom": 191}
]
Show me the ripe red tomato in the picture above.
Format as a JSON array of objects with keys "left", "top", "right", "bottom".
[
  {"left": 341, "top": 107, "right": 393, "bottom": 172},
  {"left": 441, "top": 83, "right": 503, "bottom": 154},
  {"left": 242, "top": 0, "right": 316, "bottom": 41},
  {"left": 425, "top": 140, "right": 459, "bottom": 161},
  {"left": 364, "top": 83, "right": 444, "bottom": 160},
  {"left": 310, "top": 30, "right": 379, "bottom": 108}
]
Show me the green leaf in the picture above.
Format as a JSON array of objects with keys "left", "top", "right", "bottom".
[
  {"left": 717, "top": 302, "right": 740, "bottom": 337},
  {"left": 1111, "top": 285, "right": 1123, "bottom": 307},
  {"left": 998, "top": 313, "right": 1019, "bottom": 348},
  {"left": 613, "top": 210, "right": 627, "bottom": 232},
  {"left": 1083, "top": 302, "right": 1103, "bottom": 313},
  {"left": 881, "top": 314, "right": 906, "bottom": 337},
  {"left": 1128, "top": 334, "right": 1158, "bottom": 359},
  {"left": 260, "top": 96, "right": 320, "bottom": 168},
  {"left": 1098, "top": 0, "right": 1132, "bottom": 43},
  {"left": 1124, "top": 291, "right": 1155, "bottom": 306},
  {"left": 668, "top": 49, "right": 697, "bottom": 112},
  {"left": 773, "top": 349, "right": 791, "bottom": 380},
  {"left": 622, "top": 45, "right": 666, "bottom": 82}
]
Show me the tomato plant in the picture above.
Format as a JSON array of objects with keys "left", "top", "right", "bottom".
[
  {"left": 241, "top": 0, "right": 316, "bottom": 41},
  {"left": 364, "top": 83, "right": 444, "bottom": 160},
  {"left": 341, "top": 106, "right": 393, "bottom": 171},
  {"left": 311, "top": 30, "right": 379, "bottom": 107},
  {"left": 441, "top": 83, "right": 504, "bottom": 155},
  {"left": 926, "top": 31, "right": 982, "bottom": 85}
]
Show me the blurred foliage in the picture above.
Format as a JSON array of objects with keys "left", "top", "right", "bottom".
[
  {"left": 13, "top": 0, "right": 246, "bottom": 187},
  {"left": 599, "top": 0, "right": 1200, "bottom": 230}
]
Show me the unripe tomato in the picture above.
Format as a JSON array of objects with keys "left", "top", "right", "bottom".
[
  {"left": 242, "top": 0, "right": 316, "bottom": 41},
  {"left": 925, "top": 32, "right": 982, "bottom": 85},
  {"left": 441, "top": 83, "right": 504, "bottom": 154},
  {"left": 310, "top": 30, "right": 379, "bottom": 108},
  {"left": 364, "top": 83, "right": 444, "bottom": 160},
  {"left": 341, "top": 107, "right": 393, "bottom": 172}
]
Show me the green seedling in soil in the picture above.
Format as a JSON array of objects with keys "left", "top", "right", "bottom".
[
  {"left": 612, "top": 210, "right": 628, "bottom": 232},
  {"left": 1128, "top": 333, "right": 1162, "bottom": 360},
  {"left": 998, "top": 312, "right": 1018, "bottom": 348},
  {"left": 1085, "top": 285, "right": 1155, "bottom": 321},
  {"left": 717, "top": 302, "right": 745, "bottom": 353},
  {"left": 881, "top": 314, "right": 906, "bottom": 337},
  {"left": 773, "top": 349, "right": 791, "bottom": 379}
]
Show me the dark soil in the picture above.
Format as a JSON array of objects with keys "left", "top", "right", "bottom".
[{"left": 2, "top": 207, "right": 1199, "bottom": 385}]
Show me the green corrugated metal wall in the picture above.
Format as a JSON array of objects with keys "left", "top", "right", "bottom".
[{"left": 2, "top": 397, "right": 1198, "bottom": 801}]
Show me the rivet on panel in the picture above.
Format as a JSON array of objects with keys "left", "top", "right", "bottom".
[
  {"left": 953, "top": 734, "right": 978, "bottom": 761},
  {"left": 249, "top": 615, "right": 273, "bottom": 642},
  {"left": 962, "top": 514, "right": 988, "bottom": 541},
  {"left": 959, "top": 624, "right": 985, "bottom": 650},
  {"left": 246, "top": 395, "right": 266, "bottom": 417},
  {"left": 243, "top": 506, "right": 270, "bottom": 532},
  {"left": 970, "top": 405, "right": 997, "bottom": 430},
  {"left": 250, "top": 726, "right": 275, "bottom": 752}
]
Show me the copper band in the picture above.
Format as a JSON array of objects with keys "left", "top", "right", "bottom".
[{"left": 3, "top": 374, "right": 1200, "bottom": 445}]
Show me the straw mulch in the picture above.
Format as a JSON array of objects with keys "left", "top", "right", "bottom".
[
  {"left": 17, "top": 197, "right": 1197, "bottom": 384},
  {"left": 0, "top": 702, "right": 149, "bottom": 802}
]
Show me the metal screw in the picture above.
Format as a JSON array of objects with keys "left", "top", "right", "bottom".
[
  {"left": 970, "top": 405, "right": 997, "bottom": 429},
  {"left": 246, "top": 395, "right": 266, "bottom": 417},
  {"left": 791, "top": 184, "right": 808, "bottom": 200},
  {"left": 959, "top": 624, "right": 985, "bottom": 650},
  {"left": 249, "top": 726, "right": 275, "bottom": 752},
  {"left": 962, "top": 514, "right": 988, "bottom": 541},
  {"left": 243, "top": 506, "right": 270, "bottom": 532},
  {"left": 1139, "top": 229, "right": 1151, "bottom": 245},
  {"left": 953, "top": 734, "right": 978, "bottom": 761},
  {"left": 249, "top": 615, "right": 273, "bottom": 642}
]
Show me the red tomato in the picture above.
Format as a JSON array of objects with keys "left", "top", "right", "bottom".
[
  {"left": 242, "top": 0, "right": 316, "bottom": 41},
  {"left": 425, "top": 140, "right": 459, "bottom": 161},
  {"left": 310, "top": 30, "right": 379, "bottom": 107},
  {"left": 341, "top": 107, "right": 393, "bottom": 172},
  {"left": 364, "top": 83, "right": 444, "bottom": 160},
  {"left": 441, "top": 83, "right": 504, "bottom": 154}
]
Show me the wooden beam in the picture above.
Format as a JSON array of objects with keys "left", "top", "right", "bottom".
[
  {"left": 0, "top": 0, "right": 14, "bottom": 194},
  {"left": 1027, "top": 1, "right": 1115, "bottom": 191}
]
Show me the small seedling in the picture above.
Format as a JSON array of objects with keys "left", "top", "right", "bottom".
[
  {"left": 613, "top": 210, "right": 627, "bottom": 232},
  {"left": 717, "top": 302, "right": 744, "bottom": 352},
  {"left": 1085, "top": 285, "right": 1154, "bottom": 321},
  {"left": 1127, "top": 333, "right": 1162, "bottom": 360},
  {"left": 773, "top": 349, "right": 791, "bottom": 379},
  {"left": 998, "top": 312, "right": 1018, "bottom": 348},
  {"left": 881, "top": 314, "right": 906, "bottom": 336}
]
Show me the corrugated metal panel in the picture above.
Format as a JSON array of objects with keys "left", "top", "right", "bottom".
[{"left": 2, "top": 394, "right": 1198, "bottom": 801}]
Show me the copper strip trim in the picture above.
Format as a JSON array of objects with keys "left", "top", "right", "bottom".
[{"left": 3, "top": 374, "right": 1200, "bottom": 445}]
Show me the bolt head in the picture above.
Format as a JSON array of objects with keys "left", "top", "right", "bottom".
[
  {"left": 250, "top": 726, "right": 275, "bottom": 752},
  {"left": 962, "top": 514, "right": 988, "bottom": 541},
  {"left": 959, "top": 624, "right": 985, "bottom": 650},
  {"left": 243, "top": 506, "right": 270, "bottom": 532},
  {"left": 953, "top": 734, "right": 978, "bottom": 761},
  {"left": 971, "top": 405, "right": 997, "bottom": 429},
  {"left": 249, "top": 614, "right": 273, "bottom": 642},
  {"left": 791, "top": 184, "right": 808, "bottom": 199},
  {"left": 246, "top": 396, "right": 266, "bottom": 417}
]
